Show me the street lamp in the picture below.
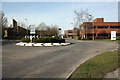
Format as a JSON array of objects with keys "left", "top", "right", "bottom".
[
  {"left": 25, "top": 19, "right": 29, "bottom": 35},
  {"left": 58, "top": 28, "right": 61, "bottom": 38},
  {"left": 25, "top": 19, "right": 28, "bottom": 29},
  {"left": 92, "top": 21, "right": 95, "bottom": 40}
]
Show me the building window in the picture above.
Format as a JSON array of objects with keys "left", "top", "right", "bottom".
[
  {"left": 98, "top": 26, "right": 108, "bottom": 28},
  {"left": 110, "top": 26, "right": 120, "bottom": 28},
  {"left": 117, "top": 34, "right": 120, "bottom": 36},
  {"left": 68, "top": 32, "right": 73, "bottom": 33},
  {"left": 87, "top": 34, "right": 93, "bottom": 36},
  {"left": 98, "top": 33, "right": 108, "bottom": 36}
]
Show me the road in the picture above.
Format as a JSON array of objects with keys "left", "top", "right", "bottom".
[{"left": 2, "top": 39, "right": 118, "bottom": 78}]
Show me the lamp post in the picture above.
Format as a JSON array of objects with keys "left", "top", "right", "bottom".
[
  {"left": 58, "top": 28, "right": 61, "bottom": 38},
  {"left": 84, "top": 14, "right": 93, "bottom": 40},
  {"left": 25, "top": 19, "right": 29, "bottom": 36},
  {"left": 92, "top": 21, "right": 95, "bottom": 40}
]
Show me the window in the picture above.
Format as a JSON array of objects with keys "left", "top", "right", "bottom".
[
  {"left": 110, "top": 26, "right": 120, "bottom": 28},
  {"left": 98, "top": 33, "right": 108, "bottom": 36},
  {"left": 68, "top": 32, "right": 73, "bottom": 33},
  {"left": 87, "top": 26, "right": 96, "bottom": 29},
  {"left": 94, "top": 26, "right": 96, "bottom": 28},
  {"left": 117, "top": 34, "right": 120, "bottom": 36},
  {"left": 87, "top": 34, "right": 93, "bottom": 36},
  {"left": 98, "top": 26, "right": 108, "bottom": 28}
]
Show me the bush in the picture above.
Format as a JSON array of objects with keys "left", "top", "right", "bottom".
[
  {"left": 33, "top": 37, "right": 66, "bottom": 43},
  {"left": 88, "top": 38, "right": 93, "bottom": 40},
  {"left": 59, "top": 39, "right": 65, "bottom": 43},
  {"left": 116, "top": 36, "right": 120, "bottom": 40},
  {"left": 74, "top": 36, "right": 81, "bottom": 40},
  {"left": 21, "top": 38, "right": 30, "bottom": 42},
  {"left": 32, "top": 37, "right": 39, "bottom": 43}
]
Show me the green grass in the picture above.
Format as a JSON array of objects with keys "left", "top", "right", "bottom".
[
  {"left": 68, "top": 50, "right": 119, "bottom": 79},
  {"left": 94, "top": 39, "right": 120, "bottom": 42},
  {"left": 80, "top": 39, "right": 120, "bottom": 42}
]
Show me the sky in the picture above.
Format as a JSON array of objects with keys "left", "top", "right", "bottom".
[
  {"left": 1, "top": 0, "right": 120, "bottom": 2},
  {"left": 1, "top": 2, "right": 118, "bottom": 34}
]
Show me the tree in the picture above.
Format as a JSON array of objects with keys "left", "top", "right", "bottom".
[
  {"left": 17, "top": 21, "right": 26, "bottom": 28},
  {"left": 74, "top": 9, "right": 94, "bottom": 39},
  {"left": 36, "top": 23, "right": 59, "bottom": 37},
  {"left": 36, "top": 22, "right": 48, "bottom": 37},
  {"left": 50, "top": 25, "right": 59, "bottom": 37},
  {"left": 46, "top": 25, "right": 59, "bottom": 37},
  {"left": 0, "top": 11, "right": 8, "bottom": 28},
  {"left": 37, "top": 22, "right": 47, "bottom": 31},
  {"left": 0, "top": 11, "right": 8, "bottom": 38}
]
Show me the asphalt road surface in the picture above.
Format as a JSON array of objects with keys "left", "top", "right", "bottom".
[{"left": 2, "top": 39, "right": 118, "bottom": 78}]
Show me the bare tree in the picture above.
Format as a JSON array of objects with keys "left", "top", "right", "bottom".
[
  {"left": 74, "top": 9, "right": 94, "bottom": 39},
  {"left": 36, "top": 23, "right": 59, "bottom": 37},
  {"left": 36, "top": 22, "right": 48, "bottom": 37},
  {"left": 46, "top": 25, "right": 59, "bottom": 37},
  {"left": 0, "top": 11, "right": 8, "bottom": 38},
  {"left": 17, "top": 21, "right": 26, "bottom": 28},
  {"left": 50, "top": 25, "right": 59, "bottom": 37},
  {"left": 74, "top": 9, "right": 93, "bottom": 28},
  {"left": 0, "top": 11, "right": 8, "bottom": 28},
  {"left": 37, "top": 22, "right": 47, "bottom": 31}
]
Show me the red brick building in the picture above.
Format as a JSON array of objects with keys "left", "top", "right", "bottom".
[
  {"left": 65, "top": 18, "right": 120, "bottom": 39},
  {"left": 64, "top": 28, "right": 80, "bottom": 38}
]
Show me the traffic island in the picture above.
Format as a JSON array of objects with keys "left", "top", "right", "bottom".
[
  {"left": 16, "top": 37, "right": 72, "bottom": 47},
  {"left": 16, "top": 42, "right": 71, "bottom": 47}
]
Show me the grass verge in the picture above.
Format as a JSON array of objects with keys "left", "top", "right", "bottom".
[
  {"left": 68, "top": 50, "right": 119, "bottom": 79},
  {"left": 94, "top": 39, "right": 120, "bottom": 42},
  {"left": 80, "top": 39, "right": 120, "bottom": 42}
]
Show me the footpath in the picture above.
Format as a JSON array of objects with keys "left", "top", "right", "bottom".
[{"left": 104, "top": 68, "right": 119, "bottom": 79}]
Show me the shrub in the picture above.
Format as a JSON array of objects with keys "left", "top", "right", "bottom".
[
  {"left": 33, "top": 37, "right": 66, "bottom": 43},
  {"left": 21, "top": 38, "right": 30, "bottom": 42},
  {"left": 59, "top": 39, "right": 65, "bottom": 43},
  {"left": 116, "top": 36, "right": 120, "bottom": 40},
  {"left": 88, "top": 38, "right": 93, "bottom": 40},
  {"left": 32, "top": 37, "right": 39, "bottom": 43},
  {"left": 73, "top": 36, "right": 81, "bottom": 40}
]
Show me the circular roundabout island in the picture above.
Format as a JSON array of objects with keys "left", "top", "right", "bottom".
[{"left": 16, "top": 37, "right": 72, "bottom": 47}]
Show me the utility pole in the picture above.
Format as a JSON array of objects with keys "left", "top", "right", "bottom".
[
  {"left": 93, "top": 21, "right": 95, "bottom": 40},
  {"left": 25, "top": 19, "right": 29, "bottom": 37}
]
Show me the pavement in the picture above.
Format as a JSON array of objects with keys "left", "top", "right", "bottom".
[
  {"left": 104, "top": 68, "right": 118, "bottom": 78},
  {"left": 0, "top": 39, "right": 2, "bottom": 79},
  {"left": 2, "top": 39, "right": 118, "bottom": 78},
  {"left": 104, "top": 41, "right": 120, "bottom": 79}
]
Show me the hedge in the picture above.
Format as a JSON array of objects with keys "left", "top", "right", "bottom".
[
  {"left": 21, "top": 38, "right": 30, "bottom": 42},
  {"left": 116, "top": 36, "right": 120, "bottom": 40},
  {"left": 32, "top": 37, "right": 65, "bottom": 43}
]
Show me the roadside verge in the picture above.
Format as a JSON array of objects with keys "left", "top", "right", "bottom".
[{"left": 68, "top": 50, "right": 119, "bottom": 79}]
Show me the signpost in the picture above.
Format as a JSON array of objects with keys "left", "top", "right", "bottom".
[{"left": 111, "top": 31, "right": 116, "bottom": 40}]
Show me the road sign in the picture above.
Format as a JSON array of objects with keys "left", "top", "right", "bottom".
[{"left": 111, "top": 31, "right": 116, "bottom": 40}]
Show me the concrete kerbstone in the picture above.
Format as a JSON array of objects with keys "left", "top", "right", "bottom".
[{"left": 16, "top": 42, "right": 71, "bottom": 47}]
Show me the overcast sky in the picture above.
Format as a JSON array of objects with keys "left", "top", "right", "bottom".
[{"left": 2, "top": 2, "right": 118, "bottom": 33}]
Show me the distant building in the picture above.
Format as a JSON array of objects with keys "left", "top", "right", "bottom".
[
  {"left": 65, "top": 18, "right": 120, "bottom": 39},
  {"left": 64, "top": 28, "right": 80, "bottom": 38},
  {"left": 80, "top": 18, "right": 120, "bottom": 39},
  {"left": 2, "top": 19, "right": 30, "bottom": 39}
]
